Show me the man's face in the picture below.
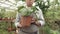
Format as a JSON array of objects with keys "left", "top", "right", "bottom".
[{"left": 26, "top": 0, "right": 35, "bottom": 7}]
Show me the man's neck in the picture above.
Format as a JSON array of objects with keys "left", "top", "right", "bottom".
[{"left": 24, "top": 2, "right": 35, "bottom": 7}]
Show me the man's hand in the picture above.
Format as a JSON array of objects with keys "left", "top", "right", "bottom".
[
  {"left": 31, "top": 18, "right": 36, "bottom": 23},
  {"left": 31, "top": 18, "right": 41, "bottom": 26},
  {"left": 35, "top": 21, "right": 41, "bottom": 27},
  {"left": 17, "top": 24, "right": 22, "bottom": 28}
]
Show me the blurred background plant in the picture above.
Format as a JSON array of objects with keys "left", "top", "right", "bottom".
[{"left": 0, "top": 0, "right": 60, "bottom": 34}]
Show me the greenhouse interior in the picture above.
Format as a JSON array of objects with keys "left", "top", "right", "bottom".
[{"left": 0, "top": 0, "right": 60, "bottom": 34}]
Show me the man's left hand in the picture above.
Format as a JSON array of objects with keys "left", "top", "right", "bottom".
[{"left": 35, "top": 21, "right": 41, "bottom": 27}]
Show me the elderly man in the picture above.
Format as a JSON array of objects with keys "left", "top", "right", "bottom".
[{"left": 15, "top": 0, "right": 45, "bottom": 34}]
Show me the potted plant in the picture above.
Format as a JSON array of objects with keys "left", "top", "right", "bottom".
[{"left": 18, "top": 6, "right": 37, "bottom": 28}]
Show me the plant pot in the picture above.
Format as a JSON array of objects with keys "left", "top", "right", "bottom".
[
  {"left": 0, "top": 18, "right": 2, "bottom": 20},
  {"left": 20, "top": 16, "right": 32, "bottom": 28}
]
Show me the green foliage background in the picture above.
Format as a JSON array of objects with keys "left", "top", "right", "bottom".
[{"left": 0, "top": 0, "right": 60, "bottom": 34}]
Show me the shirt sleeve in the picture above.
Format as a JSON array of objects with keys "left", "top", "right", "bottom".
[
  {"left": 36, "top": 6, "right": 45, "bottom": 26},
  {"left": 15, "top": 12, "right": 20, "bottom": 27}
]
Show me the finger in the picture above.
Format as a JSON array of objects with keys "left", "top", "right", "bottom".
[
  {"left": 18, "top": 24, "right": 22, "bottom": 27},
  {"left": 31, "top": 21, "right": 35, "bottom": 23}
]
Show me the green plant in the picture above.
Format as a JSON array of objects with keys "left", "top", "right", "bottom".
[{"left": 18, "top": 6, "right": 37, "bottom": 16}]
